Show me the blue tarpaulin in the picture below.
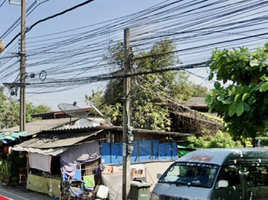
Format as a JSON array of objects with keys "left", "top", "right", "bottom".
[
  {"left": 101, "top": 139, "right": 178, "bottom": 164},
  {"left": 0, "top": 131, "right": 28, "bottom": 144}
]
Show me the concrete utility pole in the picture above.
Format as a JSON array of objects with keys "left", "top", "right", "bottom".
[
  {"left": 20, "top": 0, "right": 26, "bottom": 131},
  {"left": 122, "top": 28, "right": 131, "bottom": 200}
]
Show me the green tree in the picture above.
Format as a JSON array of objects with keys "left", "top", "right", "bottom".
[
  {"left": 0, "top": 89, "right": 20, "bottom": 128},
  {"left": 0, "top": 89, "right": 52, "bottom": 129},
  {"left": 26, "top": 103, "right": 52, "bottom": 122},
  {"left": 85, "top": 89, "right": 104, "bottom": 109},
  {"left": 187, "top": 130, "right": 243, "bottom": 149},
  {"left": 86, "top": 39, "right": 199, "bottom": 130},
  {"left": 206, "top": 43, "right": 268, "bottom": 139},
  {"left": 191, "top": 84, "right": 208, "bottom": 97},
  {"left": 85, "top": 89, "right": 122, "bottom": 123}
]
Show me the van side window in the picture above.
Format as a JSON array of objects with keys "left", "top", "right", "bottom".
[
  {"left": 218, "top": 165, "right": 240, "bottom": 186},
  {"left": 245, "top": 166, "right": 268, "bottom": 186}
]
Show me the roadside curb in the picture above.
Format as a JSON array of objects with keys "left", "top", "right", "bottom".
[{"left": 0, "top": 182, "right": 53, "bottom": 200}]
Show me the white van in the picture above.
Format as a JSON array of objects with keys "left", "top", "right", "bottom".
[{"left": 151, "top": 148, "right": 268, "bottom": 200}]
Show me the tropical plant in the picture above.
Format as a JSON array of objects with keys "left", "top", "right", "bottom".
[
  {"left": 0, "top": 159, "right": 11, "bottom": 180},
  {"left": 206, "top": 42, "right": 268, "bottom": 139},
  {"left": 187, "top": 130, "right": 244, "bottom": 149}
]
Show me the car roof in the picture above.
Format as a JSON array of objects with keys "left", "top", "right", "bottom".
[{"left": 178, "top": 148, "right": 268, "bottom": 165}]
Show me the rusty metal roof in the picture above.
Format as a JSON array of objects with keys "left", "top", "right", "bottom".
[
  {"left": 15, "top": 129, "right": 103, "bottom": 149},
  {"left": 2, "top": 118, "right": 77, "bottom": 137}
]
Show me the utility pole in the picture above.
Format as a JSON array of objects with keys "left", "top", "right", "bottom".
[
  {"left": 122, "top": 28, "right": 132, "bottom": 200},
  {"left": 20, "top": 0, "right": 26, "bottom": 131},
  {"left": 9, "top": 0, "right": 27, "bottom": 131}
]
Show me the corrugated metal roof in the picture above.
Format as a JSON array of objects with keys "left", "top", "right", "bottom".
[
  {"left": 14, "top": 129, "right": 103, "bottom": 149},
  {"left": 12, "top": 146, "right": 68, "bottom": 156},
  {"left": 41, "top": 125, "right": 193, "bottom": 137},
  {"left": 2, "top": 118, "right": 77, "bottom": 137}
]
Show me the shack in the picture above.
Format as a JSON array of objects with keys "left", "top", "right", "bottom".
[{"left": 12, "top": 117, "right": 192, "bottom": 199}]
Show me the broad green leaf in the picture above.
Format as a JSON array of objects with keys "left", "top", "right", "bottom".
[
  {"left": 252, "top": 83, "right": 261, "bottom": 91},
  {"left": 231, "top": 86, "right": 236, "bottom": 93},
  {"left": 247, "top": 96, "right": 256, "bottom": 105},
  {"left": 242, "top": 93, "right": 250, "bottom": 101},
  {"left": 208, "top": 73, "right": 214, "bottom": 81},
  {"left": 205, "top": 95, "right": 213, "bottom": 104},
  {"left": 243, "top": 102, "right": 251, "bottom": 112},
  {"left": 260, "top": 75, "right": 268, "bottom": 82},
  {"left": 234, "top": 94, "right": 241, "bottom": 102},
  {"left": 214, "top": 81, "right": 221, "bottom": 89},
  {"left": 260, "top": 82, "right": 268, "bottom": 92},
  {"left": 222, "top": 98, "right": 231, "bottom": 104},
  {"left": 236, "top": 102, "right": 244, "bottom": 117},
  {"left": 249, "top": 59, "right": 259, "bottom": 67},
  {"left": 262, "top": 59, "right": 268, "bottom": 66},
  {"left": 217, "top": 95, "right": 224, "bottom": 101},
  {"left": 228, "top": 103, "right": 236, "bottom": 117}
]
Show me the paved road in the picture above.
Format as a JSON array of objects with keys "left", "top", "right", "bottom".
[{"left": 0, "top": 184, "right": 54, "bottom": 200}]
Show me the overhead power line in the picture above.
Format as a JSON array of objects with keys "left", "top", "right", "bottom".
[
  {"left": 1, "top": 0, "right": 268, "bottom": 96},
  {"left": 4, "top": 0, "right": 95, "bottom": 49},
  {"left": 0, "top": 0, "right": 41, "bottom": 40},
  {"left": 0, "top": 0, "right": 6, "bottom": 8},
  {"left": 3, "top": 61, "right": 207, "bottom": 91}
]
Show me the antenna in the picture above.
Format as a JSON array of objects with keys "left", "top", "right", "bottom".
[
  {"left": 88, "top": 102, "right": 113, "bottom": 125},
  {"left": 90, "top": 104, "right": 104, "bottom": 117}
]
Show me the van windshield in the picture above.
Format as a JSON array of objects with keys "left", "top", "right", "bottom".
[{"left": 158, "top": 162, "right": 219, "bottom": 188}]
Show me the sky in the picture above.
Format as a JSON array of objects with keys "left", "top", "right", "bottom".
[
  {"left": 0, "top": 0, "right": 171, "bottom": 110},
  {"left": 1, "top": 0, "right": 268, "bottom": 111}
]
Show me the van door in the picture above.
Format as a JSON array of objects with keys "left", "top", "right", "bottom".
[
  {"left": 214, "top": 165, "right": 245, "bottom": 200},
  {"left": 244, "top": 165, "right": 268, "bottom": 200}
]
